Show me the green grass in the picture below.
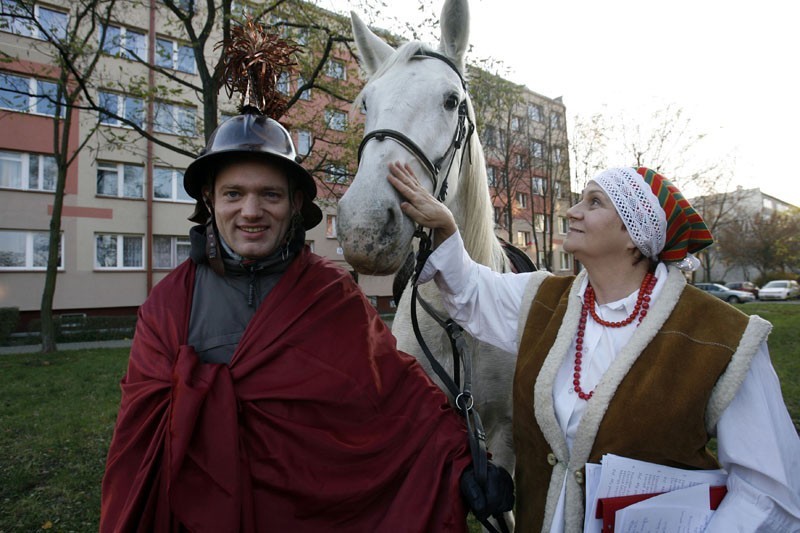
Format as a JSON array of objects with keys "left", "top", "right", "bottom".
[{"left": 0, "top": 303, "right": 797, "bottom": 532}]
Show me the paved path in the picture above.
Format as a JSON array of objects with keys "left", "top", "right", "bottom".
[{"left": 0, "top": 339, "right": 132, "bottom": 355}]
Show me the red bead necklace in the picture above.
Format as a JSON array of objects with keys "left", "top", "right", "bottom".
[{"left": 572, "top": 272, "right": 657, "bottom": 400}]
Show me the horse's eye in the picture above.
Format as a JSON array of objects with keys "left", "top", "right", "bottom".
[{"left": 444, "top": 93, "right": 459, "bottom": 110}]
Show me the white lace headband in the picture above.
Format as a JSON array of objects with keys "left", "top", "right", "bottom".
[{"left": 593, "top": 167, "right": 667, "bottom": 260}]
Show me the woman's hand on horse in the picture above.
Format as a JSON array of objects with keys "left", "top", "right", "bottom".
[{"left": 387, "top": 161, "right": 457, "bottom": 246}]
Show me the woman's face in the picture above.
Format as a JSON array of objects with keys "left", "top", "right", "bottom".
[{"left": 563, "top": 181, "right": 637, "bottom": 264}]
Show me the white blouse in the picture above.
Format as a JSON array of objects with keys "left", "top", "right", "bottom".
[{"left": 418, "top": 231, "right": 800, "bottom": 532}]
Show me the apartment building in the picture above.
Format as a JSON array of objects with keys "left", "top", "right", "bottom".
[{"left": 0, "top": 0, "right": 571, "bottom": 326}]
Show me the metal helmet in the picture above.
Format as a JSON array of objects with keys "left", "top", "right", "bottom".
[{"left": 183, "top": 111, "right": 322, "bottom": 230}]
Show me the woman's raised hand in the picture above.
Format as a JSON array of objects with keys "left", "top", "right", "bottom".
[{"left": 387, "top": 162, "right": 457, "bottom": 246}]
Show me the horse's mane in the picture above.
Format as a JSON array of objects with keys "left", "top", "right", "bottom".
[{"left": 353, "top": 40, "right": 510, "bottom": 273}]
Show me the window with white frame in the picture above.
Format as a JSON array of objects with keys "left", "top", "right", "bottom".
[
  {"left": 95, "top": 233, "right": 144, "bottom": 269},
  {"left": 296, "top": 129, "right": 312, "bottom": 156},
  {"left": 515, "top": 153, "right": 525, "bottom": 169},
  {"left": 558, "top": 216, "right": 568, "bottom": 234},
  {"left": 153, "top": 167, "right": 192, "bottom": 202},
  {"left": 532, "top": 176, "right": 544, "bottom": 195},
  {"left": 155, "top": 37, "right": 195, "bottom": 74},
  {"left": 276, "top": 72, "right": 290, "bottom": 95},
  {"left": 0, "top": 1, "right": 68, "bottom": 41},
  {"left": 325, "top": 109, "right": 347, "bottom": 131},
  {"left": 326, "top": 215, "right": 337, "bottom": 238},
  {"left": 100, "top": 24, "right": 147, "bottom": 60},
  {"left": 560, "top": 251, "right": 572, "bottom": 271},
  {"left": 530, "top": 139, "right": 544, "bottom": 159},
  {"left": 537, "top": 250, "right": 546, "bottom": 268},
  {"left": 96, "top": 162, "right": 144, "bottom": 199},
  {"left": 534, "top": 213, "right": 545, "bottom": 232},
  {"left": 0, "top": 72, "right": 64, "bottom": 116},
  {"left": 154, "top": 101, "right": 196, "bottom": 135},
  {"left": 324, "top": 164, "right": 349, "bottom": 184},
  {"left": 493, "top": 206, "right": 502, "bottom": 225},
  {"left": 511, "top": 116, "right": 520, "bottom": 131},
  {"left": 553, "top": 146, "right": 563, "bottom": 164},
  {"left": 98, "top": 91, "right": 145, "bottom": 128},
  {"left": 516, "top": 191, "right": 527, "bottom": 208},
  {"left": 325, "top": 59, "right": 346, "bottom": 80},
  {"left": 153, "top": 235, "right": 190, "bottom": 268},
  {"left": 0, "top": 150, "right": 56, "bottom": 191},
  {"left": 0, "top": 229, "right": 62, "bottom": 270},
  {"left": 527, "top": 103, "right": 543, "bottom": 122},
  {"left": 515, "top": 230, "right": 530, "bottom": 247},
  {"left": 554, "top": 181, "right": 563, "bottom": 198}
]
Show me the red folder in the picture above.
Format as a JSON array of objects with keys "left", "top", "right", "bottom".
[{"left": 596, "top": 485, "right": 727, "bottom": 532}]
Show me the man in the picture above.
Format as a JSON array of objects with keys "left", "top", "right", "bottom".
[{"left": 99, "top": 111, "right": 475, "bottom": 532}]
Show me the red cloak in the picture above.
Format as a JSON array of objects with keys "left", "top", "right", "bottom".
[{"left": 100, "top": 248, "right": 471, "bottom": 532}]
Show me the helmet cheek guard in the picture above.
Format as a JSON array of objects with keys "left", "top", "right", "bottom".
[{"left": 183, "top": 113, "right": 323, "bottom": 230}]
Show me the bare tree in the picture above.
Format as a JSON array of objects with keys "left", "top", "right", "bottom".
[{"left": 1, "top": 0, "right": 118, "bottom": 352}]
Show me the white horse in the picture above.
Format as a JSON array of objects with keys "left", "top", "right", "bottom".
[{"left": 338, "top": 0, "right": 517, "bottom": 527}]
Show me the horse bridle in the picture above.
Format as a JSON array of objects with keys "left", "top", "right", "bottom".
[
  {"left": 357, "top": 50, "right": 509, "bottom": 533},
  {"left": 356, "top": 50, "right": 474, "bottom": 203}
]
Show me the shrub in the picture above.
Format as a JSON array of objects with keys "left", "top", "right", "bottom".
[{"left": 0, "top": 307, "right": 20, "bottom": 343}]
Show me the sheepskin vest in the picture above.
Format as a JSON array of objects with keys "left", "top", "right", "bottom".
[{"left": 512, "top": 268, "right": 771, "bottom": 532}]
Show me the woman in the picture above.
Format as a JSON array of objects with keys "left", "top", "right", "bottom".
[{"left": 387, "top": 163, "right": 800, "bottom": 532}]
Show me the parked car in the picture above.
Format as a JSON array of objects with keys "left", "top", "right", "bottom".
[
  {"left": 694, "top": 283, "right": 756, "bottom": 304},
  {"left": 757, "top": 279, "right": 800, "bottom": 301},
  {"left": 725, "top": 281, "right": 760, "bottom": 299}
]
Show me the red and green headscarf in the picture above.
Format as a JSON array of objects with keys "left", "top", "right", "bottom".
[{"left": 593, "top": 167, "right": 714, "bottom": 269}]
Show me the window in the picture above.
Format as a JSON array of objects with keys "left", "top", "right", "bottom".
[
  {"left": 324, "top": 109, "right": 347, "bottom": 132},
  {"left": 153, "top": 167, "right": 192, "bottom": 202},
  {"left": 1, "top": 1, "right": 68, "bottom": 41},
  {"left": 325, "top": 59, "right": 346, "bottom": 80},
  {"left": 155, "top": 37, "right": 195, "bottom": 74},
  {"left": 0, "top": 72, "right": 64, "bottom": 116},
  {"left": 297, "top": 75, "right": 311, "bottom": 100},
  {"left": 550, "top": 112, "right": 561, "bottom": 130},
  {"left": 558, "top": 216, "right": 568, "bottom": 234},
  {"left": 532, "top": 177, "right": 544, "bottom": 195},
  {"left": 515, "top": 153, "right": 525, "bottom": 169},
  {"left": 296, "top": 129, "right": 312, "bottom": 156},
  {"left": 537, "top": 250, "right": 546, "bottom": 268},
  {"left": 324, "top": 164, "right": 349, "bottom": 184},
  {"left": 515, "top": 231, "right": 530, "bottom": 247},
  {"left": 530, "top": 139, "right": 544, "bottom": 159},
  {"left": 326, "top": 215, "right": 337, "bottom": 238},
  {"left": 534, "top": 214, "right": 545, "bottom": 232},
  {"left": 153, "top": 235, "right": 190, "bottom": 268},
  {"left": 95, "top": 233, "right": 143, "bottom": 269},
  {"left": 560, "top": 251, "right": 572, "bottom": 271},
  {"left": 96, "top": 162, "right": 144, "bottom": 199},
  {"left": 154, "top": 101, "right": 196, "bottom": 135},
  {"left": 100, "top": 24, "right": 146, "bottom": 60},
  {"left": 527, "top": 104, "right": 543, "bottom": 122},
  {"left": 487, "top": 166, "right": 497, "bottom": 187},
  {"left": 493, "top": 206, "right": 502, "bottom": 225},
  {"left": 295, "top": 28, "right": 309, "bottom": 46},
  {"left": 510, "top": 116, "right": 520, "bottom": 131},
  {"left": 483, "top": 125, "right": 496, "bottom": 148},
  {"left": 515, "top": 191, "right": 527, "bottom": 208},
  {"left": 554, "top": 181, "right": 563, "bottom": 199},
  {"left": 553, "top": 146, "right": 563, "bottom": 164},
  {"left": 0, "top": 150, "right": 56, "bottom": 191},
  {"left": 98, "top": 91, "right": 145, "bottom": 128},
  {"left": 0, "top": 229, "right": 62, "bottom": 270},
  {"left": 276, "top": 72, "right": 290, "bottom": 95}
]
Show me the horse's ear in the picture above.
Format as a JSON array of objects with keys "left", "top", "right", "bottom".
[
  {"left": 438, "top": 0, "right": 470, "bottom": 73},
  {"left": 351, "top": 11, "right": 394, "bottom": 77}
]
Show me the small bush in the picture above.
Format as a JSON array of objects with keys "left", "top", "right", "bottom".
[{"left": 0, "top": 307, "right": 20, "bottom": 343}]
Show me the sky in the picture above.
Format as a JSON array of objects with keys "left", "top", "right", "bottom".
[{"left": 318, "top": 0, "right": 800, "bottom": 205}]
